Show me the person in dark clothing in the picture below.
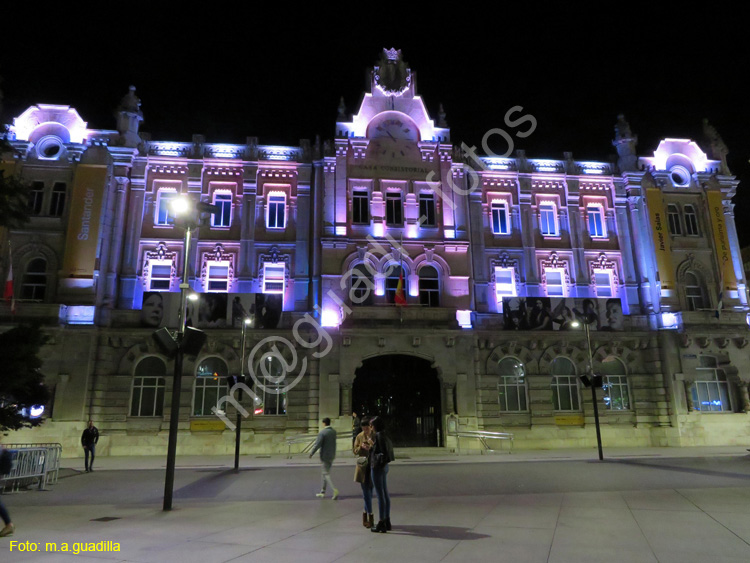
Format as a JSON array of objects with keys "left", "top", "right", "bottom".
[
  {"left": 81, "top": 420, "right": 99, "bottom": 472},
  {"left": 369, "top": 416, "right": 394, "bottom": 533},
  {"left": 0, "top": 444, "right": 14, "bottom": 536},
  {"left": 309, "top": 417, "right": 338, "bottom": 499}
]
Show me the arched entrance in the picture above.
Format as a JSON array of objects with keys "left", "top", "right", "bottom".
[{"left": 353, "top": 354, "right": 441, "bottom": 447}]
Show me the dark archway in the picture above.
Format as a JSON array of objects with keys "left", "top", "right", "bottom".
[{"left": 353, "top": 354, "right": 441, "bottom": 447}]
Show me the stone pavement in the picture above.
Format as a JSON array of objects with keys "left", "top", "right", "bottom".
[{"left": 2, "top": 446, "right": 750, "bottom": 562}]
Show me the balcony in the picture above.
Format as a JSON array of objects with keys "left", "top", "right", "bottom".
[{"left": 341, "top": 305, "right": 459, "bottom": 330}]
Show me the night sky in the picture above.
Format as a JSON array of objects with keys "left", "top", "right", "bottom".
[{"left": 2, "top": 10, "right": 748, "bottom": 242}]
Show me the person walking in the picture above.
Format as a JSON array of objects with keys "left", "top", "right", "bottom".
[
  {"left": 309, "top": 417, "right": 338, "bottom": 500},
  {"left": 353, "top": 417, "right": 374, "bottom": 528},
  {"left": 81, "top": 420, "right": 99, "bottom": 472},
  {"left": 369, "top": 416, "right": 394, "bottom": 533},
  {"left": 0, "top": 444, "right": 14, "bottom": 537}
]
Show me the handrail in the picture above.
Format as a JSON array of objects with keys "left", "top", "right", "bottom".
[{"left": 450, "top": 429, "right": 514, "bottom": 455}]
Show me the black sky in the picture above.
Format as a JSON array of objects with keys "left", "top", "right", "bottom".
[{"left": 2, "top": 9, "right": 749, "bottom": 242}]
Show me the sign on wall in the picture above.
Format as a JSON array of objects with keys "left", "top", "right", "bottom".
[
  {"left": 140, "top": 292, "right": 282, "bottom": 329},
  {"left": 62, "top": 164, "right": 109, "bottom": 278},
  {"left": 502, "top": 297, "right": 624, "bottom": 331},
  {"left": 707, "top": 190, "right": 737, "bottom": 292},
  {"left": 645, "top": 187, "right": 675, "bottom": 290}
]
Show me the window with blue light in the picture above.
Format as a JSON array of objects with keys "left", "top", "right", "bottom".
[
  {"left": 594, "top": 271, "right": 613, "bottom": 298},
  {"left": 155, "top": 190, "right": 177, "bottom": 226},
  {"left": 545, "top": 269, "right": 564, "bottom": 297},
  {"left": 691, "top": 356, "right": 731, "bottom": 412},
  {"left": 386, "top": 191, "right": 403, "bottom": 226},
  {"left": 149, "top": 262, "right": 172, "bottom": 291},
  {"left": 207, "top": 262, "right": 230, "bottom": 292},
  {"left": 587, "top": 205, "right": 605, "bottom": 238},
  {"left": 539, "top": 203, "right": 558, "bottom": 236},
  {"left": 491, "top": 201, "right": 510, "bottom": 235},
  {"left": 267, "top": 194, "right": 286, "bottom": 229},
  {"left": 353, "top": 189, "right": 369, "bottom": 224},
  {"left": 419, "top": 192, "right": 436, "bottom": 227},
  {"left": 212, "top": 193, "right": 232, "bottom": 227}
]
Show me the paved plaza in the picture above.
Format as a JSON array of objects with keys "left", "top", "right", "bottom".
[{"left": 2, "top": 447, "right": 750, "bottom": 562}]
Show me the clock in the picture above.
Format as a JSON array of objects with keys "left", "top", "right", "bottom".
[{"left": 367, "top": 112, "right": 420, "bottom": 142}]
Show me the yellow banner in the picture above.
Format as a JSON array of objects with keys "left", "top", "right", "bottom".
[
  {"left": 190, "top": 420, "right": 227, "bottom": 432},
  {"left": 707, "top": 190, "right": 737, "bottom": 291},
  {"left": 62, "top": 165, "right": 108, "bottom": 277},
  {"left": 554, "top": 414, "right": 584, "bottom": 426},
  {"left": 645, "top": 188, "right": 675, "bottom": 290}
]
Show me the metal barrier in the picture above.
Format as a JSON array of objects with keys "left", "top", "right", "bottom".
[
  {"left": 1, "top": 443, "right": 63, "bottom": 492},
  {"left": 451, "top": 429, "right": 514, "bottom": 455},
  {"left": 285, "top": 431, "right": 353, "bottom": 458}
]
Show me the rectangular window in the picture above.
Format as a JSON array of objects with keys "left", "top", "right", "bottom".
[
  {"left": 594, "top": 270, "right": 613, "bottom": 297},
  {"left": 386, "top": 191, "right": 403, "bottom": 226},
  {"left": 353, "top": 189, "right": 369, "bottom": 224},
  {"left": 546, "top": 269, "right": 564, "bottom": 297},
  {"left": 193, "top": 377, "right": 228, "bottom": 416},
  {"left": 212, "top": 193, "right": 232, "bottom": 228},
  {"left": 267, "top": 194, "right": 286, "bottom": 229},
  {"left": 552, "top": 376, "right": 580, "bottom": 411},
  {"left": 691, "top": 356, "right": 731, "bottom": 412},
  {"left": 498, "top": 376, "right": 527, "bottom": 412},
  {"left": 491, "top": 201, "right": 510, "bottom": 235},
  {"left": 587, "top": 205, "right": 605, "bottom": 238},
  {"left": 49, "top": 182, "right": 67, "bottom": 217},
  {"left": 539, "top": 203, "right": 558, "bottom": 236},
  {"left": 419, "top": 192, "right": 436, "bottom": 227},
  {"left": 149, "top": 262, "right": 172, "bottom": 291},
  {"left": 207, "top": 262, "right": 229, "bottom": 292},
  {"left": 263, "top": 263, "right": 285, "bottom": 294},
  {"left": 667, "top": 204, "right": 681, "bottom": 235},
  {"left": 684, "top": 205, "right": 699, "bottom": 236},
  {"left": 494, "top": 267, "right": 516, "bottom": 307},
  {"left": 603, "top": 376, "right": 630, "bottom": 410},
  {"left": 131, "top": 377, "right": 166, "bottom": 417},
  {"left": 29, "top": 181, "right": 44, "bottom": 215},
  {"left": 155, "top": 190, "right": 177, "bottom": 226}
]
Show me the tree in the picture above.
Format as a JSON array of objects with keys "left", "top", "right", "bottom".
[
  {"left": 0, "top": 324, "right": 51, "bottom": 432},
  {"left": 0, "top": 79, "right": 31, "bottom": 229}
]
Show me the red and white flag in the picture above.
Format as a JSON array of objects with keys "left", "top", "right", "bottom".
[{"left": 4, "top": 246, "right": 15, "bottom": 314}]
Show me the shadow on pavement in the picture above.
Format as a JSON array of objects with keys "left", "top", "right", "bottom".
[
  {"left": 388, "top": 525, "right": 490, "bottom": 540},
  {"left": 612, "top": 458, "right": 750, "bottom": 480}
]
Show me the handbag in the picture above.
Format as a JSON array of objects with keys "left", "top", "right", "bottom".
[{"left": 356, "top": 456, "right": 369, "bottom": 469}]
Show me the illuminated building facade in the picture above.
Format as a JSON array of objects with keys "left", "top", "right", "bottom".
[{"left": 1, "top": 50, "right": 748, "bottom": 456}]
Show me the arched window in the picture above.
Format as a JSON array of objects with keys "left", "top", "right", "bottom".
[
  {"left": 497, "top": 357, "right": 527, "bottom": 411},
  {"left": 419, "top": 266, "right": 440, "bottom": 307},
  {"left": 350, "top": 266, "right": 374, "bottom": 306},
  {"left": 193, "top": 357, "right": 228, "bottom": 416},
  {"left": 22, "top": 258, "right": 47, "bottom": 301},
  {"left": 252, "top": 355, "right": 287, "bottom": 416},
  {"left": 550, "top": 357, "right": 579, "bottom": 411},
  {"left": 385, "top": 265, "right": 407, "bottom": 304},
  {"left": 684, "top": 271, "right": 706, "bottom": 311},
  {"left": 131, "top": 357, "right": 167, "bottom": 417},
  {"left": 600, "top": 357, "right": 630, "bottom": 410},
  {"left": 692, "top": 356, "right": 731, "bottom": 412}
]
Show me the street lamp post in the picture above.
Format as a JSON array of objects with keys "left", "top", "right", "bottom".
[
  {"left": 234, "top": 317, "right": 252, "bottom": 473},
  {"left": 163, "top": 222, "right": 192, "bottom": 511},
  {"left": 161, "top": 196, "right": 219, "bottom": 511},
  {"left": 573, "top": 315, "right": 604, "bottom": 461}
]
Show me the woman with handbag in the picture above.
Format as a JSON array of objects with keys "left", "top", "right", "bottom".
[
  {"left": 353, "top": 416, "right": 374, "bottom": 528},
  {"left": 369, "top": 416, "right": 393, "bottom": 533}
]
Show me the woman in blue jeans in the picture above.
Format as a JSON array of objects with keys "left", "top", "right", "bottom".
[
  {"left": 369, "top": 416, "right": 392, "bottom": 533},
  {"left": 353, "top": 417, "right": 374, "bottom": 528}
]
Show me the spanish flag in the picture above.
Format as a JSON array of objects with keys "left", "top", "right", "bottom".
[{"left": 394, "top": 270, "right": 407, "bottom": 306}]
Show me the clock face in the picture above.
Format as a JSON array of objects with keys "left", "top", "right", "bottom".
[
  {"left": 371, "top": 138, "right": 419, "bottom": 160},
  {"left": 367, "top": 113, "right": 420, "bottom": 142}
]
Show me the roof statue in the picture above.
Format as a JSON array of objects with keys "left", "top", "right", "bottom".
[
  {"left": 438, "top": 103, "right": 448, "bottom": 128},
  {"left": 373, "top": 47, "right": 412, "bottom": 96},
  {"left": 702, "top": 118, "right": 730, "bottom": 175},
  {"left": 337, "top": 97, "right": 347, "bottom": 121},
  {"left": 612, "top": 114, "right": 638, "bottom": 172},
  {"left": 118, "top": 85, "right": 143, "bottom": 117}
]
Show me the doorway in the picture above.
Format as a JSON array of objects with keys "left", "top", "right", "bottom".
[{"left": 353, "top": 354, "right": 441, "bottom": 447}]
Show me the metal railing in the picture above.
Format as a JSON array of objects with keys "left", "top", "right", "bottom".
[
  {"left": 285, "top": 431, "right": 354, "bottom": 458},
  {"left": 450, "top": 429, "right": 514, "bottom": 454},
  {"left": 1, "top": 443, "right": 63, "bottom": 492}
]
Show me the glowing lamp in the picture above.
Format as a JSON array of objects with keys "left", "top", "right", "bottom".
[
  {"left": 321, "top": 307, "right": 341, "bottom": 328},
  {"left": 661, "top": 312, "right": 678, "bottom": 329},
  {"left": 171, "top": 196, "right": 191, "bottom": 216},
  {"left": 456, "top": 310, "right": 472, "bottom": 329}
]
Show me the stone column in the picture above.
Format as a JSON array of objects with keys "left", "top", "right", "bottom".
[
  {"left": 684, "top": 381, "right": 694, "bottom": 412},
  {"left": 340, "top": 383, "right": 352, "bottom": 417},
  {"left": 441, "top": 381, "right": 456, "bottom": 416}
]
